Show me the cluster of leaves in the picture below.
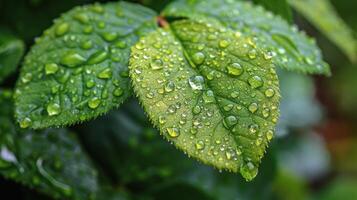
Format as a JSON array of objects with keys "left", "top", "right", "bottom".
[{"left": 1, "top": 0, "right": 356, "bottom": 199}]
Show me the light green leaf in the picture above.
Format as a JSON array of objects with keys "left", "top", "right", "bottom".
[
  {"left": 14, "top": 2, "right": 158, "bottom": 129},
  {"left": 129, "top": 19, "right": 280, "bottom": 181},
  {"left": 0, "top": 89, "right": 98, "bottom": 200},
  {"left": 0, "top": 31, "right": 24, "bottom": 83},
  {"left": 289, "top": 0, "right": 357, "bottom": 63},
  {"left": 162, "top": 0, "right": 330, "bottom": 75},
  {"left": 253, "top": 0, "right": 293, "bottom": 23}
]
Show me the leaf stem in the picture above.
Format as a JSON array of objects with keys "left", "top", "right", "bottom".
[{"left": 157, "top": 16, "right": 169, "bottom": 28}]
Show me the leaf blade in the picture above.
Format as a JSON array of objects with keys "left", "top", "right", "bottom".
[
  {"left": 14, "top": 2, "right": 158, "bottom": 129},
  {"left": 129, "top": 20, "right": 280, "bottom": 181},
  {"left": 162, "top": 0, "right": 330, "bottom": 75},
  {"left": 253, "top": 0, "right": 293, "bottom": 23},
  {"left": 0, "top": 31, "right": 24, "bottom": 83},
  {"left": 289, "top": 0, "right": 357, "bottom": 63},
  {"left": 0, "top": 89, "right": 99, "bottom": 200}
]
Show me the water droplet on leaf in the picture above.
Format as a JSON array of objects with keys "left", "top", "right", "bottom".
[
  {"left": 47, "top": 103, "right": 61, "bottom": 116},
  {"left": 227, "top": 63, "right": 243, "bottom": 76},
  {"left": 248, "top": 103, "right": 258, "bottom": 113},
  {"left": 166, "top": 127, "right": 180, "bottom": 138},
  {"left": 188, "top": 75, "right": 204, "bottom": 91},
  {"left": 88, "top": 97, "right": 101, "bottom": 109},
  {"left": 45, "top": 63, "right": 59, "bottom": 75},
  {"left": 192, "top": 52, "right": 205, "bottom": 65},
  {"left": 61, "top": 52, "right": 86, "bottom": 67},
  {"left": 248, "top": 76, "right": 263, "bottom": 89},
  {"left": 55, "top": 22, "right": 69, "bottom": 36}
]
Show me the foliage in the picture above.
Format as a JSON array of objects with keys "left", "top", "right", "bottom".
[
  {"left": 0, "top": 0, "right": 355, "bottom": 199},
  {"left": 14, "top": 2, "right": 157, "bottom": 129},
  {"left": 0, "top": 30, "right": 24, "bottom": 83},
  {"left": 289, "top": 0, "right": 357, "bottom": 63}
]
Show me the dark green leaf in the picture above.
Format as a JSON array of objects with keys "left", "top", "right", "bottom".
[
  {"left": 253, "top": 0, "right": 293, "bottom": 23},
  {"left": 77, "top": 98, "right": 197, "bottom": 185},
  {"left": 0, "top": 89, "right": 99, "bottom": 200},
  {"left": 317, "top": 178, "right": 357, "bottom": 200},
  {"left": 14, "top": 2, "right": 158, "bottom": 129},
  {"left": 289, "top": 0, "right": 357, "bottom": 63},
  {"left": 0, "top": 30, "right": 24, "bottom": 83},
  {"left": 148, "top": 182, "right": 215, "bottom": 200},
  {"left": 162, "top": 0, "right": 330, "bottom": 75},
  {"left": 129, "top": 19, "right": 280, "bottom": 181}
]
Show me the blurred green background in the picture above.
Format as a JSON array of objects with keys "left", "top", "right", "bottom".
[{"left": 1, "top": 0, "right": 357, "bottom": 199}]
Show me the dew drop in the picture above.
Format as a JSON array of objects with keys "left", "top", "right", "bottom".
[
  {"left": 97, "top": 21, "right": 106, "bottom": 29},
  {"left": 55, "top": 22, "right": 69, "bottom": 36},
  {"left": 195, "top": 140, "right": 205, "bottom": 150},
  {"left": 101, "top": 32, "right": 118, "bottom": 42},
  {"left": 190, "top": 128, "right": 198, "bottom": 135},
  {"left": 45, "top": 63, "right": 59, "bottom": 75},
  {"left": 87, "top": 50, "right": 108, "bottom": 64},
  {"left": 266, "top": 130, "right": 274, "bottom": 140},
  {"left": 60, "top": 52, "right": 86, "bottom": 67},
  {"left": 150, "top": 59, "right": 163, "bottom": 70},
  {"left": 19, "top": 118, "right": 32, "bottom": 128},
  {"left": 47, "top": 103, "right": 61, "bottom": 116},
  {"left": 113, "top": 88, "right": 123, "bottom": 97},
  {"left": 188, "top": 75, "right": 204, "bottom": 91},
  {"left": 192, "top": 105, "right": 201, "bottom": 115},
  {"left": 135, "top": 43, "right": 145, "bottom": 50},
  {"left": 223, "top": 104, "right": 234, "bottom": 111},
  {"left": 74, "top": 13, "right": 89, "bottom": 24},
  {"left": 192, "top": 52, "right": 205, "bottom": 65},
  {"left": 255, "top": 138, "right": 263, "bottom": 146},
  {"left": 249, "top": 124, "right": 259, "bottom": 134},
  {"left": 262, "top": 108, "right": 270, "bottom": 118},
  {"left": 264, "top": 51, "right": 274, "bottom": 60},
  {"left": 86, "top": 80, "right": 95, "bottom": 88},
  {"left": 88, "top": 97, "right": 101, "bottom": 109},
  {"left": 223, "top": 115, "right": 238, "bottom": 129},
  {"left": 225, "top": 151, "right": 232, "bottom": 160},
  {"left": 21, "top": 73, "right": 32, "bottom": 83},
  {"left": 240, "top": 162, "right": 258, "bottom": 181},
  {"left": 265, "top": 88, "right": 275, "bottom": 98},
  {"left": 81, "top": 40, "right": 93, "bottom": 50},
  {"left": 159, "top": 116, "right": 166, "bottom": 124},
  {"left": 97, "top": 68, "right": 112, "bottom": 79},
  {"left": 115, "top": 41, "right": 127, "bottom": 49},
  {"left": 203, "top": 90, "right": 215, "bottom": 103},
  {"left": 227, "top": 63, "right": 243, "bottom": 76},
  {"left": 83, "top": 25, "right": 93, "bottom": 34},
  {"left": 164, "top": 81, "right": 175, "bottom": 93},
  {"left": 248, "top": 50, "right": 257, "bottom": 59},
  {"left": 248, "top": 103, "right": 258, "bottom": 113},
  {"left": 166, "top": 127, "right": 180, "bottom": 138},
  {"left": 219, "top": 40, "right": 230, "bottom": 48},
  {"left": 207, "top": 34, "right": 217, "bottom": 40},
  {"left": 91, "top": 4, "right": 104, "bottom": 13},
  {"left": 248, "top": 76, "right": 263, "bottom": 89},
  {"left": 206, "top": 71, "right": 215, "bottom": 80}
]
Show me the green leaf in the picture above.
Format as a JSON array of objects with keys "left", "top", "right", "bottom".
[
  {"left": 77, "top": 98, "right": 197, "bottom": 185},
  {"left": 318, "top": 178, "right": 357, "bottom": 200},
  {"left": 253, "top": 0, "right": 293, "bottom": 23},
  {"left": 162, "top": 0, "right": 330, "bottom": 75},
  {"left": 0, "top": 89, "right": 99, "bottom": 200},
  {"left": 0, "top": 30, "right": 24, "bottom": 83},
  {"left": 289, "top": 0, "right": 357, "bottom": 63},
  {"left": 129, "top": 19, "right": 280, "bottom": 181},
  {"left": 14, "top": 2, "right": 158, "bottom": 129}
]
